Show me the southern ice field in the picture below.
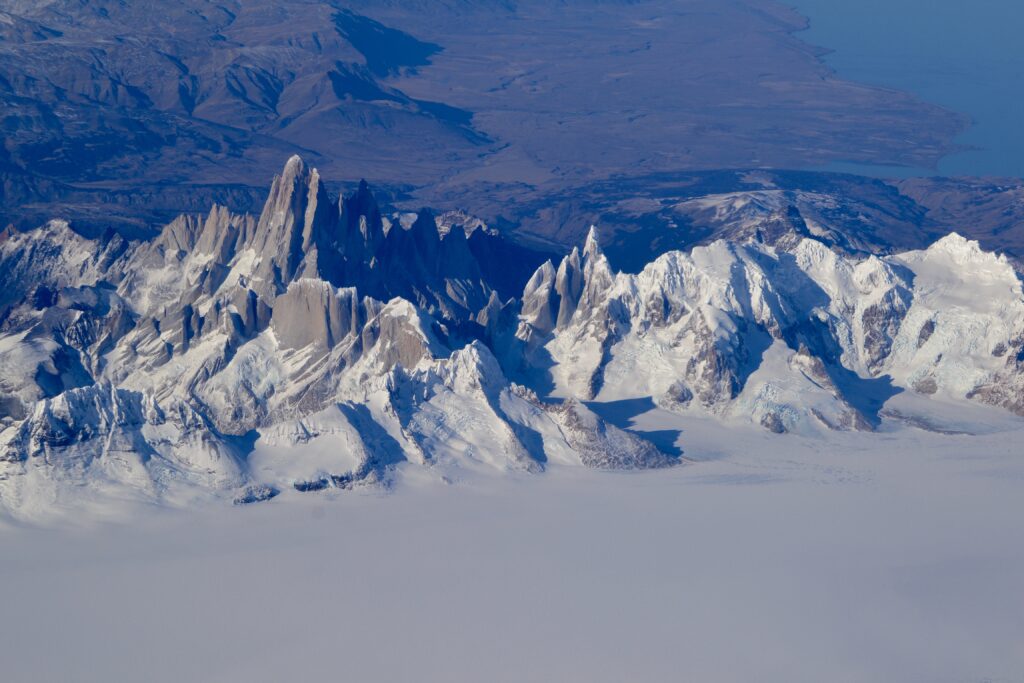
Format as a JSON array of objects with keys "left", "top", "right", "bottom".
[{"left": 3, "top": 401, "right": 1022, "bottom": 683}]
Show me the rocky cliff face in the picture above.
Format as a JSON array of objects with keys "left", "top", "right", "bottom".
[{"left": 2, "top": 157, "right": 1023, "bottom": 519}]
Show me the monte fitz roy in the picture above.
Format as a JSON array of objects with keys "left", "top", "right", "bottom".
[{"left": 1, "top": 156, "right": 1023, "bottom": 517}]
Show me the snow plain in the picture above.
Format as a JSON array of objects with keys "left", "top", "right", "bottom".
[{"left": 2, "top": 403, "right": 1022, "bottom": 683}]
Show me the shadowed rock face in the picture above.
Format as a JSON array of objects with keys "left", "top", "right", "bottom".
[{"left": 241, "top": 157, "right": 540, "bottom": 317}]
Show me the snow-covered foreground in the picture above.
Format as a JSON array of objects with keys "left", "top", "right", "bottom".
[{"left": 2, "top": 407, "right": 1023, "bottom": 683}]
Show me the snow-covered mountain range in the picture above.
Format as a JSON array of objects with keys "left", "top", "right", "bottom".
[{"left": 2, "top": 157, "right": 1022, "bottom": 518}]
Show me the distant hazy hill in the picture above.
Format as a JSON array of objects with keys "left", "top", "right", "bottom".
[{"left": 0, "top": 0, "right": 970, "bottom": 233}]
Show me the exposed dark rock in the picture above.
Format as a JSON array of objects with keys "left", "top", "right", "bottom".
[
  {"left": 918, "top": 319, "right": 936, "bottom": 348},
  {"left": 293, "top": 478, "right": 330, "bottom": 493},
  {"left": 912, "top": 376, "right": 938, "bottom": 395},
  {"left": 233, "top": 484, "right": 279, "bottom": 505},
  {"left": 760, "top": 412, "right": 787, "bottom": 434}
]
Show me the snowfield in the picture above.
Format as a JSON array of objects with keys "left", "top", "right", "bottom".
[{"left": 2, "top": 405, "right": 1023, "bottom": 683}]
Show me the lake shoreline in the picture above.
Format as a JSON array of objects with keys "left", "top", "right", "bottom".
[{"left": 786, "top": 0, "right": 1024, "bottom": 179}]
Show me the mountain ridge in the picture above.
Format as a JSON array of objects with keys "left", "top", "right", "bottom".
[{"left": 1, "top": 156, "right": 1023, "bottom": 521}]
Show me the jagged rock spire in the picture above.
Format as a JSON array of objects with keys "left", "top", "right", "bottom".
[
  {"left": 250, "top": 155, "right": 337, "bottom": 296},
  {"left": 193, "top": 156, "right": 500, "bottom": 319},
  {"left": 340, "top": 178, "right": 386, "bottom": 260},
  {"left": 521, "top": 260, "right": 559, "bottom": 334},
  {"left": 582, "top": 224, "right": 602, "bottom": 260},
  {"left": 522, "top": 225, "right": 614, "bottom": 334}
]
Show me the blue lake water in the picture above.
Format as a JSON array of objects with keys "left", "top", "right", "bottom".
[{"left": 791, "top": 0, "right": 1024, "bottom": 178}]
